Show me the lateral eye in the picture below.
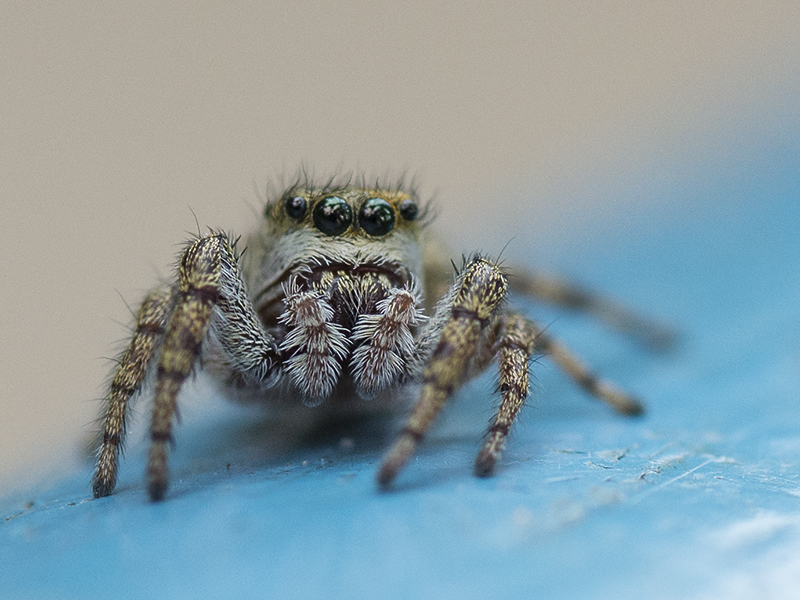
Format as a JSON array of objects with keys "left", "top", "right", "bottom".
[
  {"left": 398, "top": 199, "right": 418, "bottom": 221},
  {"left": 313, "top": 196, "right": 352, "bottom": 235},
  {"left": 359, "top": 198, "right": 395, "bottom": 236},
  {"left": 284, "top": 195, "right": 307, "bottom": 220}
]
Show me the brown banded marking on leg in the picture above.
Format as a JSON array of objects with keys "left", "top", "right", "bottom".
[
  {"left": 533, "top": 328, "right": 644, "bottom": 416},
  {"left": 377, "top": 257, "right": 508, "bottom": 488},
  {"left": 474, "top": 313, "right": 537, "bottom": 477},
  {"left": 93, "top": 286, "right": 173, "bottom": 498},
  {"left": 147, "top": 236, "right": 222, "bottom": 501}
]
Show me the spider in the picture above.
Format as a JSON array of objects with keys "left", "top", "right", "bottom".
[{"left": 92, "top": 175, "right": 670, "bottom": 501}]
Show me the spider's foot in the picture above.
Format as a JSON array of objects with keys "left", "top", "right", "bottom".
[
  {"left": 147, "top": 440, "right": 170, "bottom": 502},
  {"left": 474, "top": 431, "right": 504, "bottom": 478},
  {"left": 148, "top": 480, "right": 168, "bottom": 502},
  {"left": 619, "top": 398, "right": 645, "bottom": 416},
  {"left": 576, "top": 371, "right": 645, "bottom": 416},
  {"left": 92, "top": 478, "right": 115, "bottom": 499},
  {"left": 473, "top": 453, "right": 497, "bottom": 478},
  {"left": 92, "top": 452, "right": 118, "bottom": 498},
  {"left": 377, "top": 431, "right": 419, "bottom": 489},
  {"left": 602, "top": 386, "right": 645, "bottom": 416}
]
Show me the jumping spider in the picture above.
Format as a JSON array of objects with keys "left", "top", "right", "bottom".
[{"left": 93, "top": 176, "right": 670, "bottom": 501}]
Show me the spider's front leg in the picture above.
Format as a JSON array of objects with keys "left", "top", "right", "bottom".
[
  {"left": 377, "top": 257, "right": 507, "bottom": 488},
  {"left": 146, "top": 232, "right": 280, "bottom": 501}
]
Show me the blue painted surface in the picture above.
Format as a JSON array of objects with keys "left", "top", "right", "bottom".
[{"left": 3, "top": 136, "right": 800, "bottom": 600}]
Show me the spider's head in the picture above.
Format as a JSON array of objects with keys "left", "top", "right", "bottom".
[{"left": 246, "top": 181, "right": 430, "bottom": 304}]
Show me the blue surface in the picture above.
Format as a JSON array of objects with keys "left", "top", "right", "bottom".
[{"left": 3, "top": 137, "right": 800, "bottom": 600}]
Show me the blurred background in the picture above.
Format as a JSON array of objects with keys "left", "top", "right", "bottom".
[{"left": 2, "top": 1, "right": 800, "bottom": 488}]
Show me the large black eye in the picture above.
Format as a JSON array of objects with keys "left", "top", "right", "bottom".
[
  {"left": 398, "top": 198, "right": 418, "bottom": 221},
  {"left": 284, "top": 195, "right": 307, "bottom": 220},
  {"left": 313, "top": 196, "right": 352, "bottom": 235},
  {"left": 359, "top": 198, "right": 395, "bottom": 236}
]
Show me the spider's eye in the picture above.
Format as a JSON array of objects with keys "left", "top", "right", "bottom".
[
  {"left": 359, "top": 198, "right": 395, "bottom": 236},
  {"left": 284, "top": 196, "right": 307, "bottom": 220},
  {"left": 313, "top": 196, "right": 352, "bottom": 236},
  {"left": 398, "top": 199, "right": 419, "bottom": 221}
]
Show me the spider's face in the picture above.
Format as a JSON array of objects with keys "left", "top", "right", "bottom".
[{"left": 246, "top": 185, "right": 427, "bottom": 315}]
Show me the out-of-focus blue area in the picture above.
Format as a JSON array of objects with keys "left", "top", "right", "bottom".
[{"left": 3, "top": 135, "right": 800, "bottom": 600}]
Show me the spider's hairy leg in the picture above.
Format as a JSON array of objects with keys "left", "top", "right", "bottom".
[
  {"left": 92, "top": 286, "right": 174, "bottom": 498},
  {"left": 510, "top": 268, "right": 675, "bottom": 350},
  {"left": 377, "top": 257, "right": 507, "bottom": 488},
  {"left": 535, "top": 326, "right": 644, "bottom": 416},
  {"left": 147, "top": 233, "right": 278, "bottom": 501},
  {"left": 147, "top": 237, "right": 219, "bottom": 502},
  {"left": 474, "top": 312, "right": 537, "bottom": 477}
]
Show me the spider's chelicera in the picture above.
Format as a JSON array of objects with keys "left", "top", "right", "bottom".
[{"left": 92, "top": 176, "right": 670, "bottom": 501}]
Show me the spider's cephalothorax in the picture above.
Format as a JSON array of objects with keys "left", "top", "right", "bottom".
[
  {"left": 92, "top": 177, "right": 671, "bottom": 501},
  {"left": 241, "top": 186, "right": 428, "bottom": 405}
]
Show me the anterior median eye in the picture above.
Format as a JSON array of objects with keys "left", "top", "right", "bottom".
[
  {"left": 359, "top": 198, "right": 395, "bottom": 236},
  {"left": 313, "top": 196, "right": 352, "bottom": 235},
  {"left": 284, "top": 195, "right": 307, "bottom": 220}
]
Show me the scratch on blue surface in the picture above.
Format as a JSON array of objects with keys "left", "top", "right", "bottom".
[{"left": 630, "top": 455, "right": 731, "bottom": 504}]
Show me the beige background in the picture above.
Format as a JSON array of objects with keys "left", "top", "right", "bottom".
[{"left": 2, "top": 2, "right": 799, "bottom": 487}]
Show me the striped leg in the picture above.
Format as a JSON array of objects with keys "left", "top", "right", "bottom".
[
  {"left": 377, "top": 257, "right": 507, "bottom": 488},
  {"left": 534, "top": 326, "right": 644, "bottom": 416},
  {"left": 146, "top": 236, "right": 220, "bottom": 501},
  {"left": 147, "top": 233, "right": 278, "bottom": 501},
  {"left": 92, "top": 286, "right": 174, "bottom": 498},
  {"left": 474, "top": 313, "right": 537, "bottom": 477}
]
